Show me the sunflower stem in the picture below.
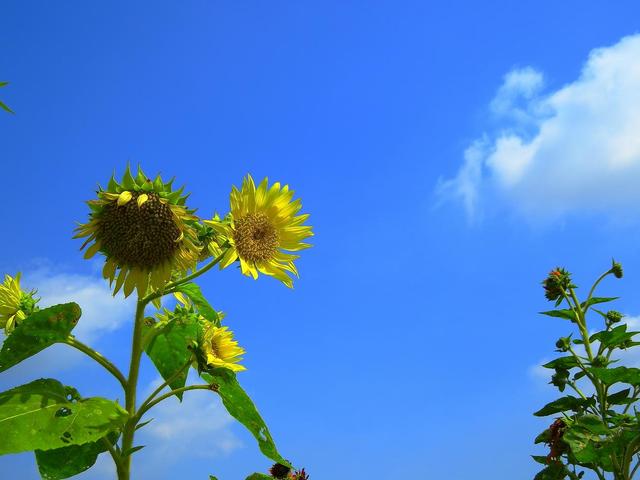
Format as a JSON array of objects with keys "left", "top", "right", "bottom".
[
  {"left": 133, "top": 384, "right": 215, "bottom": 423},
  {"left": 64, "top": 336, "right": 127, "bottom": 391},
  {"left": 137, "top": 356, "right": 193, "bottom": 413},
  {"left": 119, "top": 299, "right": 146, "bottom": 480},
  {"left": 141, "top": 250, "right": 227, "bottom": 304}
]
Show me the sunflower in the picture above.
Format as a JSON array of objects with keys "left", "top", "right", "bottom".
[
  {"left": 74, "top": 166, "right": 202, "bottom": 298},
  {"left": 204, "top": 175, "right": 313, "bottom": 288},
  {"left": 201, "top": 324, "right": 246, "bottom": 372},
  {"left": 0, "top": 273, "right": 39, "bottom": 334}
]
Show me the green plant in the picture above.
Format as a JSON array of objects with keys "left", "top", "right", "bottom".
[{"left": 533, "top": 261, "right": 640, "bottom": 480}]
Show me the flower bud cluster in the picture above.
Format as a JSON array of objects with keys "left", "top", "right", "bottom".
[{"left": 542, "top": 268, "right": 573, "bottom": 302}]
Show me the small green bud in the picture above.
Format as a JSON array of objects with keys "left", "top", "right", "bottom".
[
  {"left": 592, "top": 355, "right": 608, "bottom": 368},
  {"left": 611, "top": 259, "right": 623, "bottom": 279},
  {"left": 606, "top": 310, "right": 623, "bottom": 325},
  {"left": 555, "top": 337, "right": 571, "bottom": 352},
  {"left": 542, "top": 268, "right": 573, "bottom": 302},
  {"left": 550, "top": 368, "right": 570, "bottom": 391}
]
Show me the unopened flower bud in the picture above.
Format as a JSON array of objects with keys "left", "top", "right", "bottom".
[
  {"left": 606, "top": 310, "right": 623, "bottom": 325},
  {"left": 550, "top": 369, "right": 569, "bottom": 392},
  {"left": 592, "top": 355, "right": 608, "bottom": 368},
  {"left": 555, "top": 337, "right": 571, "bottom": 352},
  {"left": 611, "top": 260, "right": 623, "bottom": 279},
  {"left": 542, "top": 268, "right": 572, "bottom": 302}
]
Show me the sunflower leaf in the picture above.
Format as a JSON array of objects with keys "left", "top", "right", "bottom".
[
  {"left": 201, "top": 368, "right": 290, "bottom": 468},
  {"left": 174, "top": 283, "right": 220, "bottom": 326},
  {"left": 245, "top": 474, "right": 272, "bottom": 480},
  {"left": 35, "top": 432, "right": 119, "bottom": 479},
  {"left": 144, "top": 314, "right": 200, "bottom": 400},
  {"left": 0, "top": 303, "right": 81, "bottom": 373},
  {"left": 0, "top": 378, "right": 127, "bottom": 455}
]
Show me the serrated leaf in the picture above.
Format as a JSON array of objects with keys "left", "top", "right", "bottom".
[
  {"left": 543, "top": 357, "right": 579, "bottom": 370},
  {"left": 0, "top": 379, "right": 127, "bottom": 455},
  {"left": 590, "top": 366, "right": 640, "bottom": 386},
  {"left": 35, "top": 432, "right": 118, "bottom": 479},
  {"left": 174, "top": 283, "right": 219, "bottom": 326},
  {"left": 144, "top": 314, "right": 200, "bottom": 400},
  {"left": 540, "top": 309, "right": 577, "bottom": 322},
  {"left": 534, "top": 396, "right": 593, "bottom": 416},
  {"left": 202, "top": 368, "right": 289, "bottom": 467},
  {"left": 0, "top": 303, "right": 81, "bottom": 373}
]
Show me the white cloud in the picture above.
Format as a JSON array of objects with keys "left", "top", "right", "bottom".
[
  {"left": 439, "top": 33, "right": 640, "bottom": 221},
  {"left": 22, "top": 264, "right": 135, "bottom": 343},
  {"left": 132, "top": 373, "right": 242, "bottom": 478}
]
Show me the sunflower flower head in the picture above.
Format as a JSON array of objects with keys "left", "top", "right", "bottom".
[
  {"left": 0, "top": 273, "right": 40, "bottom": 334},
  {"left": 200, "top": 324, "right": 246, "bottom": 372},
  {"left": 204, "top": 175, "right": 313, "bottom": 288},
  {"left": 74, "top": 166, "right": 202, "bottom": 298}
]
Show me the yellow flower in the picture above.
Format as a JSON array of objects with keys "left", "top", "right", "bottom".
[
  {"left": 0, "top": 273, "right": 39, "bottom": 334},
  {"left": 204, "top": 175, "right": 313, "bottom": 288},
  {"left": 201, "top": 324, "right": 246, "bottom": 372},
  {"left": 74, "top": 166, "right": 202, "bottom": 298}
]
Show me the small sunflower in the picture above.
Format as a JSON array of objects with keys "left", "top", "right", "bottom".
[
  {"left": 74, "top": 166, "right": 202, "bottom": 298},
  {"left": 204, "top": 175, "right": 313, "bottom": 288},
  {"left": 0, "top": 273, "right": 39, "bottom": 334},
  {"left": 201, "top": 324, "right": 246, "bottom": 372}
]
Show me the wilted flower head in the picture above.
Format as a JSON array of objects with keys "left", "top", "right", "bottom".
[
  {"left": 0, "top": 273, "right": 39, "bottom": 334},
  {"left": 204, "top": 175, "right": 313, "bottom": 288},
  {"left": 546, "top": 419, "right": 567, "bottom": 463},
  {"left": 269, "top": 463, "right": 291, "bottom": 479},
  {"left": 290, "top": 469, "right": 309, "bottom": 480},
  {"left": 74, "top": 166, "right": 201, "bottom": 298},
  {"left": 542, "top": 268, "right": 572, "bottom": 302}
]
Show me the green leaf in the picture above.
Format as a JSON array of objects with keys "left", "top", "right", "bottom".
[
  {"left": 534, "top": 396, "right": 593, "bottom": 416},
  {"left": 0, "top": 379, "right": 127, "bottom": 455},
  {"left": 563, "top": 419, "right": 615, "bottom": 470},
  {"left": 209, "top": 476, "right": 220, "bottom": 480},
  {"left": 245, "top": 474, "right": 272, "bottom": 480},
  {"left": 174, "top": 283, "right": 220, "bottom": 326},
  {"left": 144, "top": 315, "right": 200, "bottom": 400},
  {"left": 590, "top": 366, "right": 640, "bottom": 386},
  {"left": 35, "top": 432, "right": 118, "bottom": 480},
  {"left": 0, "top": 100, "right": 14, "bottom": 114},
  {"left": 534, "top": 462, "right": 569, "bottom": 480},
  {"left": 589, "top": 324, "right": 639, "bottom": 349},
  {"left": 582, "top": 297, "right": 619, "bottom": 309},
  {"left": 540, "top": 309, "right": 577, "bottom": 322},
  {"left": 202, "top": 368, "right": 289, "bottom": 467},
  {"left": 0, "top": 303, "right": 81, "bottom": 373},
  {"left": 531, "top": 455, "right": 549, "bottom": 465},
  {"left": 542, "top": 357, "right": 579, "bottom": 370},
  {"left": 0, "top": 81, "right": 8, "bottom": 87},
  {"left": 607, "top": 388, "right": 632, "bottom": 405}
]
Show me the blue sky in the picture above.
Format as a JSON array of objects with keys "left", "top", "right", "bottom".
[{"left": 2, "top": 1, "right": 640, "bottom": 479}]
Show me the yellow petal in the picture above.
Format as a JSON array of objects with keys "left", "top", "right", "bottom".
[
  {"left": 83, "top": 241, "right": 102, "bottom": 259},
  {"left": 117, "top": 191, "right": 133, "bottom": 206},
  {"left": 137, "top": 193, "right": 149, "bottom": 207}
]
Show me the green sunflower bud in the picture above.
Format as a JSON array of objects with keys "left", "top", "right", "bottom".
[
  {"left": 542, "top": 268, "right": 572, "bottom": 302},
  {"left": 555, "top": 336, "right": 571, "bottom": 352},
  {"left": 592, "top": 355, "right": 608, "bottom": 368},
  {"left": 606, "top": 310, "right": 623, "bottom": 325},
  {"left": 611, "top": 259, "right": 623, "bottom": 279},
  {"left": 550, "top": 368, "right": 570, "bottom": 392}
]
